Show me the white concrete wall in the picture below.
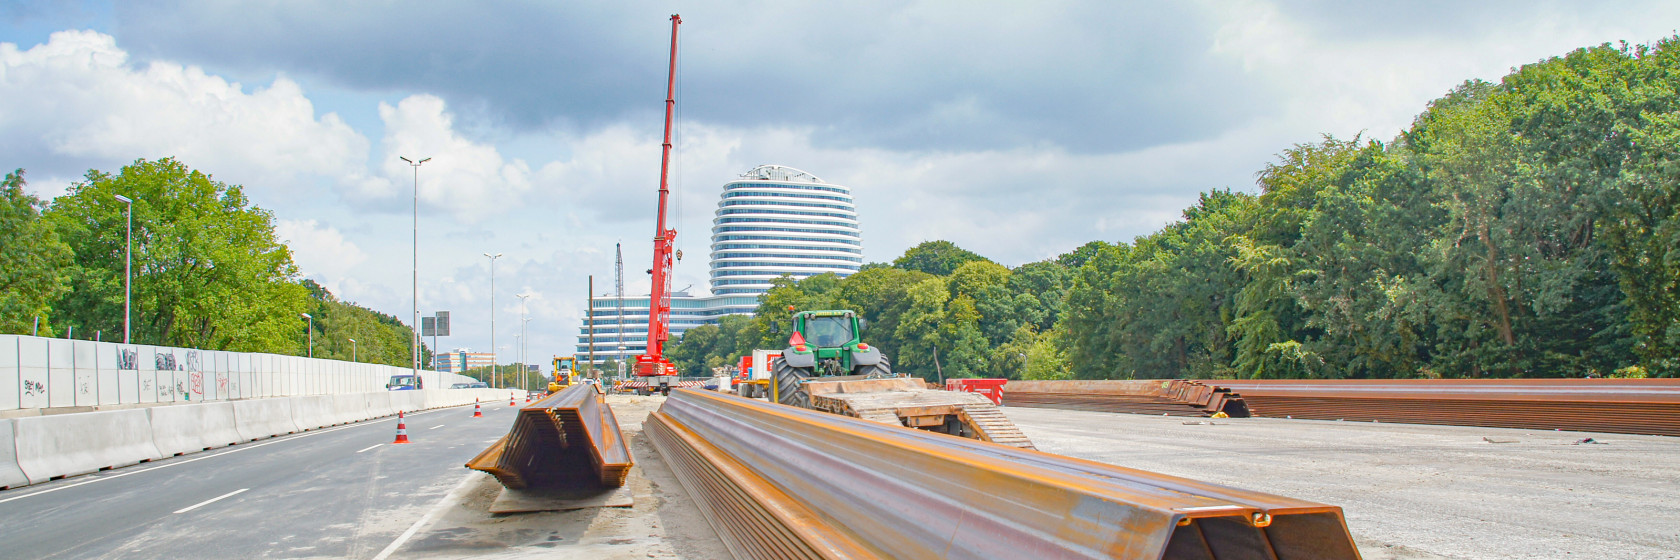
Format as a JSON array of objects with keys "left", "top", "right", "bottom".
[{"left": 0, "top": 334, "right": 483, "bottom": 412}]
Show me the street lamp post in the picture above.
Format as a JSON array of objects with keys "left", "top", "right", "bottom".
[
  {"left": 400, "top": 156, "right": 430, "bottom": 379},
  {"left": 349, "top": 338, "right": 358, "bottom": 362},
  {"left": 483, "top": 252, "right": 502, "bottom": 388},
  {"left": 113, "top": 194, "right": 133, "bottom": 343},
  {"left": 301, "top": 313, "right": 313, "bottom": 358},
  {"left": 516, "top": 293, "right": 531, "bottom": 392}
]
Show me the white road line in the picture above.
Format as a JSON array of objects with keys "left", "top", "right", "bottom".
[
  {"left": 429, "top": 425, "right": 445, "bottom": 430},
  {"left": 0, "top": 407, "right": 454, "bottom": 505},
  {"left": 371, "top": 472, "right": 482, "bottom": 560},
  {"left": 356, "top": 444, "right": 382, "bottom": 453},
  {"left": 173, "top": 488, "right": 248, "bottom": 514}
]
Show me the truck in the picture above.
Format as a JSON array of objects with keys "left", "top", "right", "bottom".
[
  {"left": 734, "top": 349, "right": 781, "bottom": 399},
  {"left": 766, "top": 310, "right": 1034, "bottom": 448}
]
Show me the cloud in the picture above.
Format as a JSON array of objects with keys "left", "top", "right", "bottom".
[
  {"left": 371, "top": 94, "right": 533, "bottom": 222},
  {"left": 274, "top": 218, "right": 368, "bottom": 293},
  {"left": 0, "top": 30, "right": 374, "bottom": 197}
]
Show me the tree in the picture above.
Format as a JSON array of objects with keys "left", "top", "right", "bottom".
[
  {"left": 46, "top": 158, "right": 310, "bottom": 352},
  {"left": 892, "top": 240, "right": 991, "bottom": 276},
  {"left": 301, "top": 280, "right": 422, "bottom": 367},
  {"left": 0, "top": 169, "right": 72, "bottom": 336}
]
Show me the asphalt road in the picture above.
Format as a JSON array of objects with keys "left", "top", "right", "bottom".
[{"left": 0, "top": 401, "right": 516, "bottom": 559}]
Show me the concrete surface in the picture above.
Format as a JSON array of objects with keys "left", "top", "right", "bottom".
[
  {"left": 388, "top": 394, "right": 732, "bottom": 560},
  {"left": 1005, "top": 406, "right": 1680, "bottom": 560}
]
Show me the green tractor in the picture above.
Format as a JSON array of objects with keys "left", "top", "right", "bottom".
[{"left": 771, "top": 310, "right": 892, "bottom": 408}]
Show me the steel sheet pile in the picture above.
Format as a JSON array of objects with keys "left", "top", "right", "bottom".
[
  {"left": 1213, "top": 378, "right": 1680, "bottom": 436},
  {"left": 646, "top": 389, "right": 1359, "bottom": 560},
  {"left": 1002, "top": 380, "right": 1251, "bottom": 418},
  {"left": 466, "top": 383, "right": 632, "bottom": 488}
]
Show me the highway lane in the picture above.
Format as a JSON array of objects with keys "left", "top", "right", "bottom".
[{"left": 0, "top": 400, "right": 517, "bottom": 559}]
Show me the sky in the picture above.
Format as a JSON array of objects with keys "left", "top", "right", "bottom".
[{"left": 2, "top": 1, "right": 1676, "bottom": 369}]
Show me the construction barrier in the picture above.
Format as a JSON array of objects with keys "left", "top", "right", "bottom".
[
  {"left": 944, "top": 378, "right": 1007, "bottom": 405},
  {"left": 647, "top": 389, "right": 1358, "bottom": 560},
  {"left": 14, "top": 409, "right": 163, "bottom": 485},
  {"left": 0, "top": 388, "right": 504, "bottom": 488},
  {"left": 149, "top": 402, "right": 242, "bottom": 457},
  {"left": 0, "top": 333, "right": 486, "bottom": 413},
  {"left": 232, "top": 397, "right": 300, "bottom": 441},
  {"left": 0, "top": 420, "right": 25, "bottom": 489}
]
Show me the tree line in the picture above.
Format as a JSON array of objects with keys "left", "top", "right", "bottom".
[
  {"left": 669, "top": 38, "right": 1680, "bottom": 380},
  {"left": 1, "top": 158, "right": 426, "bottom": 367}
]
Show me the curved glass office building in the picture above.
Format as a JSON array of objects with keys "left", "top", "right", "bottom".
[{"left": 710, "top": 165, "right": 863, "bottom": 296}]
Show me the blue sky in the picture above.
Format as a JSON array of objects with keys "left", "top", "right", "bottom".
[{"left": 3, "top": 1, "right": 1677, "bottom": 367}]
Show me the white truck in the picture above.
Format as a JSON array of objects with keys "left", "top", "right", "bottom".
[{"left": 734, "top": 349, "right": 782, "bottom": 399}]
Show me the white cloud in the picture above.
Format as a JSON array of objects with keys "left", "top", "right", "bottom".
[
  {"left": 374, "top": 95, "right": 533, "bottom": 222},
  {"left": 0, "top": 30, "right": 375, "bottom": 197},
  {"left": 274, "top": 218, "right": 367, "bottom": 294}
]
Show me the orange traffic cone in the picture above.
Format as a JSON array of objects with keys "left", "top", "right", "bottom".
[
  {"left": 472, "top": 399, "right": 483, "bottom": 418},
  {"left": 509, "top": 392, "right": 517, "bottom": 406},
  {"left": 393, "top": 410, "right": 411, "bottom": 444}
]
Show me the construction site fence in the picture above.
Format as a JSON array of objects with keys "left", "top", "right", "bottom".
[
  {"left": 0, "top": 387, "right": 509, "bottom": 490},
  {"left": 0, "top": 334, "right": 483, "bottom": 413}
]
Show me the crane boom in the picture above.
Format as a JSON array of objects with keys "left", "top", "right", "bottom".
[{"left": 635, "top": 14, "right": 682, "bottom": 380}]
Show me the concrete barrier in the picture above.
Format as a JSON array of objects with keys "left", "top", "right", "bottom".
[
  {"left": 0, "top": 419, "right": 26, "bottom": 489},
  {"left": 14, "top": 409, "right": 162, "bottom": 484},
  {"left": 329, "top": 394, "right": 371, "bottom": 424},
  {"left": 232, "top": 397, "right": 299, "bottom": 441},
  {"left": 289, "top": 395, "right": 336, "bottom": 430},
  {"left": 362, "top": 392, "right": 395, "bottom": 418},
  {"left": 390, "top": 391, "right": 424, "bottom": 414},
  {"left": 150, "top": 402, "right": 242, "bottom": 457}
]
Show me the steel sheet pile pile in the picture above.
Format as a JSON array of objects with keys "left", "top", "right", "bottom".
[
  {"left": 647, "top": 389, "right": 1359, "bottom": 560},
  {"left": 466, "top": 383, "right": 632, "bottom": 488},
  {"left": 1214, "top": 378, "right": 1680, "bottom": 436},
  {"left": 1003, "top": 380, "right": 1250, "bottom": 418}
]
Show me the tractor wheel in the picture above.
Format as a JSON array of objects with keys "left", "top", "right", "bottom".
[
  {"left": 855, "top": 355, "right": 893, "bottom": 378},
  {"left": 773, "top": 359, "right": 813, "bottom": 408}
]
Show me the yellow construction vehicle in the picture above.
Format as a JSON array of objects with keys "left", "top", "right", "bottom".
[{"left": 550, "top": 356, "right": 578, "bottom": 393}]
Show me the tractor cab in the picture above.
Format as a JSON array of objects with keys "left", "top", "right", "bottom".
[{"left": 780, "top": 310, "right": 887, "bottom": 379}]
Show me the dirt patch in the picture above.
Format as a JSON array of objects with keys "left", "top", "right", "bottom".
[{"left": 395, "top": 395, "right": 730, "bottom": 559}]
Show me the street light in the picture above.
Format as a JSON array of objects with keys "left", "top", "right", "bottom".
[
  {"left": 348, "top": 338, "right": 358, "bottom": 362},
  {"left": 113, "top": 194, "right": 133, "bottom": 343},
  {"left": 300, "top": 313, "right": 313, "bottom": 358},
  {"left": 483, "top": 252, "right": 502, "bottom": 388},
  {"left": 516, "top": 293, "right": 531, "bottom": 392},
  {"left": 400, "top": 155, "right": 430, "bottom": 379}
]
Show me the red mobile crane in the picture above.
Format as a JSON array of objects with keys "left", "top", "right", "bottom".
[{"left": 634, "top": 14, "right": 682, "bottom": 393}]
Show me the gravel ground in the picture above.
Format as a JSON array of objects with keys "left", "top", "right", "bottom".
[{"left": 1004, "top": 406, "right": 1680, "bottom": 560}]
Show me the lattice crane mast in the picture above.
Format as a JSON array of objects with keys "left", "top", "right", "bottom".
[{"left": 635, "top": 14, "right": 682, "bottom": 389}]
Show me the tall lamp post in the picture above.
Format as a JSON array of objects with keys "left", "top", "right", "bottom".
[
  {"left": 483, "top": 252, "right": 502, "bottom": 388},
  {"left": 400, "top": 156, "right": 430, "bottom": 379},
  {"left": 113, "top": 194, "right": 133, "bottom": 343},
  {"left": 515, "top": 293, "right": 531, "bottom": 392},
  {"left": 349, "top": 338, "right": 358, "bottom": 362},
  {"left": 300, "top": 313, "right": 313, "bottom": 358}
]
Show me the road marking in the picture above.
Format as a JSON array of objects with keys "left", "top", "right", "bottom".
[
  {"left": 0, "top": 407, "right": 455, "bottom": 505},
  {"left": 356, "top": 444, "right": 382, "bottom": 453},
  {"left": 429, "top": 424, "right": 445, "bottom": 430},
  {"left": 173, "top": 488, "right": 248, "bottom": 514},
  {"left": 372, "top": 472, "right": 482, "bottom": 560}
]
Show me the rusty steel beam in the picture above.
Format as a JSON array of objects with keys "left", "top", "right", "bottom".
[
  {"left": 647, "top": 389, "right": 1359, "bottom": 560},
  {"left": 1213, "top": 379, "right": 1680, "bottom": 436},
  {"left": 1004, "top": 380, "right": 1250, "bottom": 418},
  {"left": 466, "top": 383, "right": 632, "bottom": 488}
]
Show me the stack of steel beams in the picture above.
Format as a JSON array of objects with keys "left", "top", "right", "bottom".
[
  {"left": 466, "top": 383, "right": 632, "bottom": 488},
  {"left": 647, "top": 389, "right": 1358, "bottom": 560},
  {"left": 1002, "top": 379, "right": 1251, "bottom": 417},
  {"left": 1214, "top": 378, "right": 1680, "bottom": 436}
]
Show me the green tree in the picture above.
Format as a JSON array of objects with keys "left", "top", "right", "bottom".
[
  {"left": 0, "top": 169, "right": 72, "bottom": 336},
  {"left": 46, "top": 158, "right": 310, "bottom": 352},
  {"left": 892, "top": 240, "right": 991, "bottom": 276}
]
